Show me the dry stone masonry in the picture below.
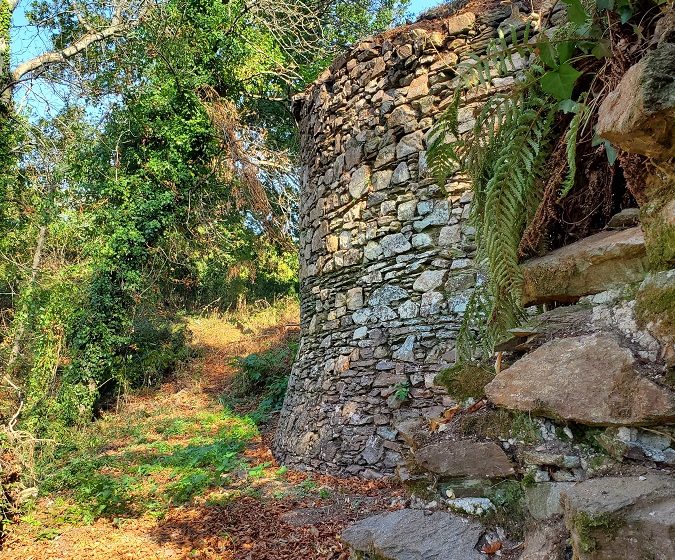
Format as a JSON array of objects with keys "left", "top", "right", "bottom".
[
  {"left": 274, "top": 5, "right": 522, "bottom": 476},
  {"left": 274, "top": 2, "right": 675, "bottom": 558}
]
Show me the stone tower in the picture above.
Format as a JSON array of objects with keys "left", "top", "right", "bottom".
[{"left": 274, "top": 4, "right": 517, "bottom": 475}]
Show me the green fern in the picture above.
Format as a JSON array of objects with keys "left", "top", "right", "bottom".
[
  {"left": 560, "top": 98, "right": 589, "bottom": 198},
  {"left": 428, "top": 28, "right": 560, "bottom": 362}
]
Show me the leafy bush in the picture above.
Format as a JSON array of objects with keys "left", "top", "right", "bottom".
[{"left": 227, "top": 336, "right": 299, "bottom": 423}]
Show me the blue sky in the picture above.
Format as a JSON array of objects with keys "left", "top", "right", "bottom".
[{"left": 409, "top": 0, "right": 444, "bottom": 16}]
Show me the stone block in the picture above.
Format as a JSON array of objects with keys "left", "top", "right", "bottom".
[{"left": 521, "top": 227, "right": 648, "bottom": 306}]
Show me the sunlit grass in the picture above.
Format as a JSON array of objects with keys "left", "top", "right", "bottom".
[
  {"left": 16, "top": 298, "right": 304, "bottom": 541},
  {"left": 33, "top": 408, "right": 259, "bottom": 525}
]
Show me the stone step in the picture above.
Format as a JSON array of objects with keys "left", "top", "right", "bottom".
[
  {"left": 413, "top": 440, "right": 515, "bottom": 479},
  {"left": 341, "top": 509, "right": 484, "bottom": 560},
  {"left": 521, "top": 227, "right": 647, "bottom": 306},
  {"left": 561, "top": 475, "right": 675, "bottom": 560}
]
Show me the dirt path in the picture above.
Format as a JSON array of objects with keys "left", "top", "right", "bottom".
[{"left": 4, "top": 311, "right": 403, "bottom": 559}]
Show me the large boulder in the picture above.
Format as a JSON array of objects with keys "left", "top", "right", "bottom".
[
  {"left": 485, "top": 333, "right": 675, "bottom": 426},
  {"left": 561, "top": 475, "right": 675, "bottom": 560},
  {"left": 341, "top": 509, "right": 484, "bottom": 560},
  {"left": 414, "top": 440, "right": 515, "bottom": 479},
  {"left": 521, "top": 228, "right": 647, "bottom": 306},
  {"left": 596, "top": 42, "right": 675, "bottom": 161}
]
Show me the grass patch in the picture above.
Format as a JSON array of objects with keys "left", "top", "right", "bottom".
[
  {"left": 201, "top": 296, "right": 299, "bottom": 338},
  {"left": 34, "top": 408, "right": 258, "bottom": 524}
]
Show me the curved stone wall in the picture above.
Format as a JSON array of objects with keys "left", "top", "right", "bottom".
[{"left": 274, "top": 3, "right": 518, "bottom": 476}]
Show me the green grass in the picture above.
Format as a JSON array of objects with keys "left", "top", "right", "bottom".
[
  {"left": 15, "top": 305, "right": 303, "bottom": 541},
  {"left": 33, "top": 408, "right": 258, "bottom": 525}
]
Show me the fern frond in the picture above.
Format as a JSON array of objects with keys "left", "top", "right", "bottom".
[{"left": 560, "top": 100, "right": 588, "bottom": 199}]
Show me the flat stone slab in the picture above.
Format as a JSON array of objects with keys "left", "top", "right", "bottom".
[
  {"left": 561, "top": 475, "right": 675, "bottom": 560},
  {"left": 485, "top": 333, "right": 675, "bottom": 426},
  {"left": 342, "top": 509, "right": 484, "bottom": 560},
  {"left": 521, "top": 227, "right": 647, "bottom": 306},
  {"left": 524, "top": 482, "right": 574, "bottom": 520},
  {"left": 414, "top": 440, "right": 515, "bottom": 479}
]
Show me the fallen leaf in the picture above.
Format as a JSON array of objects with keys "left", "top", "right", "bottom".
[{"left": 481, "top": 541, "right": 502, "bottom": 554}]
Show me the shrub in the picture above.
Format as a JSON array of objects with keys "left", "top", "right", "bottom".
[{"left": 226, "top": 336, "right": 298, "bottom": 423}]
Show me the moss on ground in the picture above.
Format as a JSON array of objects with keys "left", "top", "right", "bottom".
[
  {"left": 457, "top": 408, "right": 541, "bottom": 444},
  {"left": 435, "top": 363, "right": 495, "bottom": 400},
  {"left": 573, "top": 511, "right": 624, "bottom": 553}
]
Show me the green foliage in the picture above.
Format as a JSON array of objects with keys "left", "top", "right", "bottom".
[
  {"left": 485, "top": 480, "right": 527, "bottom": 538},
  {"left": 429, "top": 52, "right": 558, "bottom": 354},
  {"left": 227, "top": 337, "right": 299, "bottom": 423},
  {"left": 393, "top": 382, "right": 411, "bottom": 401},
  {"left": 427, "top": 1, "right": 650, "bottom": 359}
]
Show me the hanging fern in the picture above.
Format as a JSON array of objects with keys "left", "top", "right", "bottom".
[
  {"left": 427, "top": 23, "right": 580, "bottom": 361},
  {"left": 429, "top": 83, "right": 558, "bottom": 359},
  {"left": 428, "top": 0, "right": 650, "bottom": 362}
]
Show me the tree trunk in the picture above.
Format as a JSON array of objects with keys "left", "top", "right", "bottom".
[
  {"left": 0, "top": 0, "right": 11, "bottom": 107},
  {"left": 6, "top": 224, "right": 48, "bottom": 373}
]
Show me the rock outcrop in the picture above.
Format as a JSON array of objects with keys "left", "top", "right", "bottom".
[
  {"left": 597, "top": 42, "right": 675, "bottom": 161},
  {"left": 562, "top": 475, "right": 675, "bottom": 560},
  {"left": 485, "top": 333, "right": 675, "bottom": 426}
]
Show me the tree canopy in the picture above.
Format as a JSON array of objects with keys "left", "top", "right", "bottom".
[{"left": 0, "top": 0, "right": 410, "bottom": 434}]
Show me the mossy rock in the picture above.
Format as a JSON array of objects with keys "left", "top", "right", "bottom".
[
  {"left": 573, "top": 511, "right": 624, "bottom": 554},
  {"left": 641, "top": 169, "right": 675, "bottom": 270},
  {"left": 635, "top": 268, "right": 675, "bottom": 368},
  {"left": 435, "top": 362, "right": 495, "bottom": 400},
  {"left": 635, "top": 270, "right": 675, "bottom": 333}
]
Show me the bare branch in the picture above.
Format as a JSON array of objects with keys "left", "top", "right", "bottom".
[{"left": 10, "top": 1, "right": 153, "bottom": 84}]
